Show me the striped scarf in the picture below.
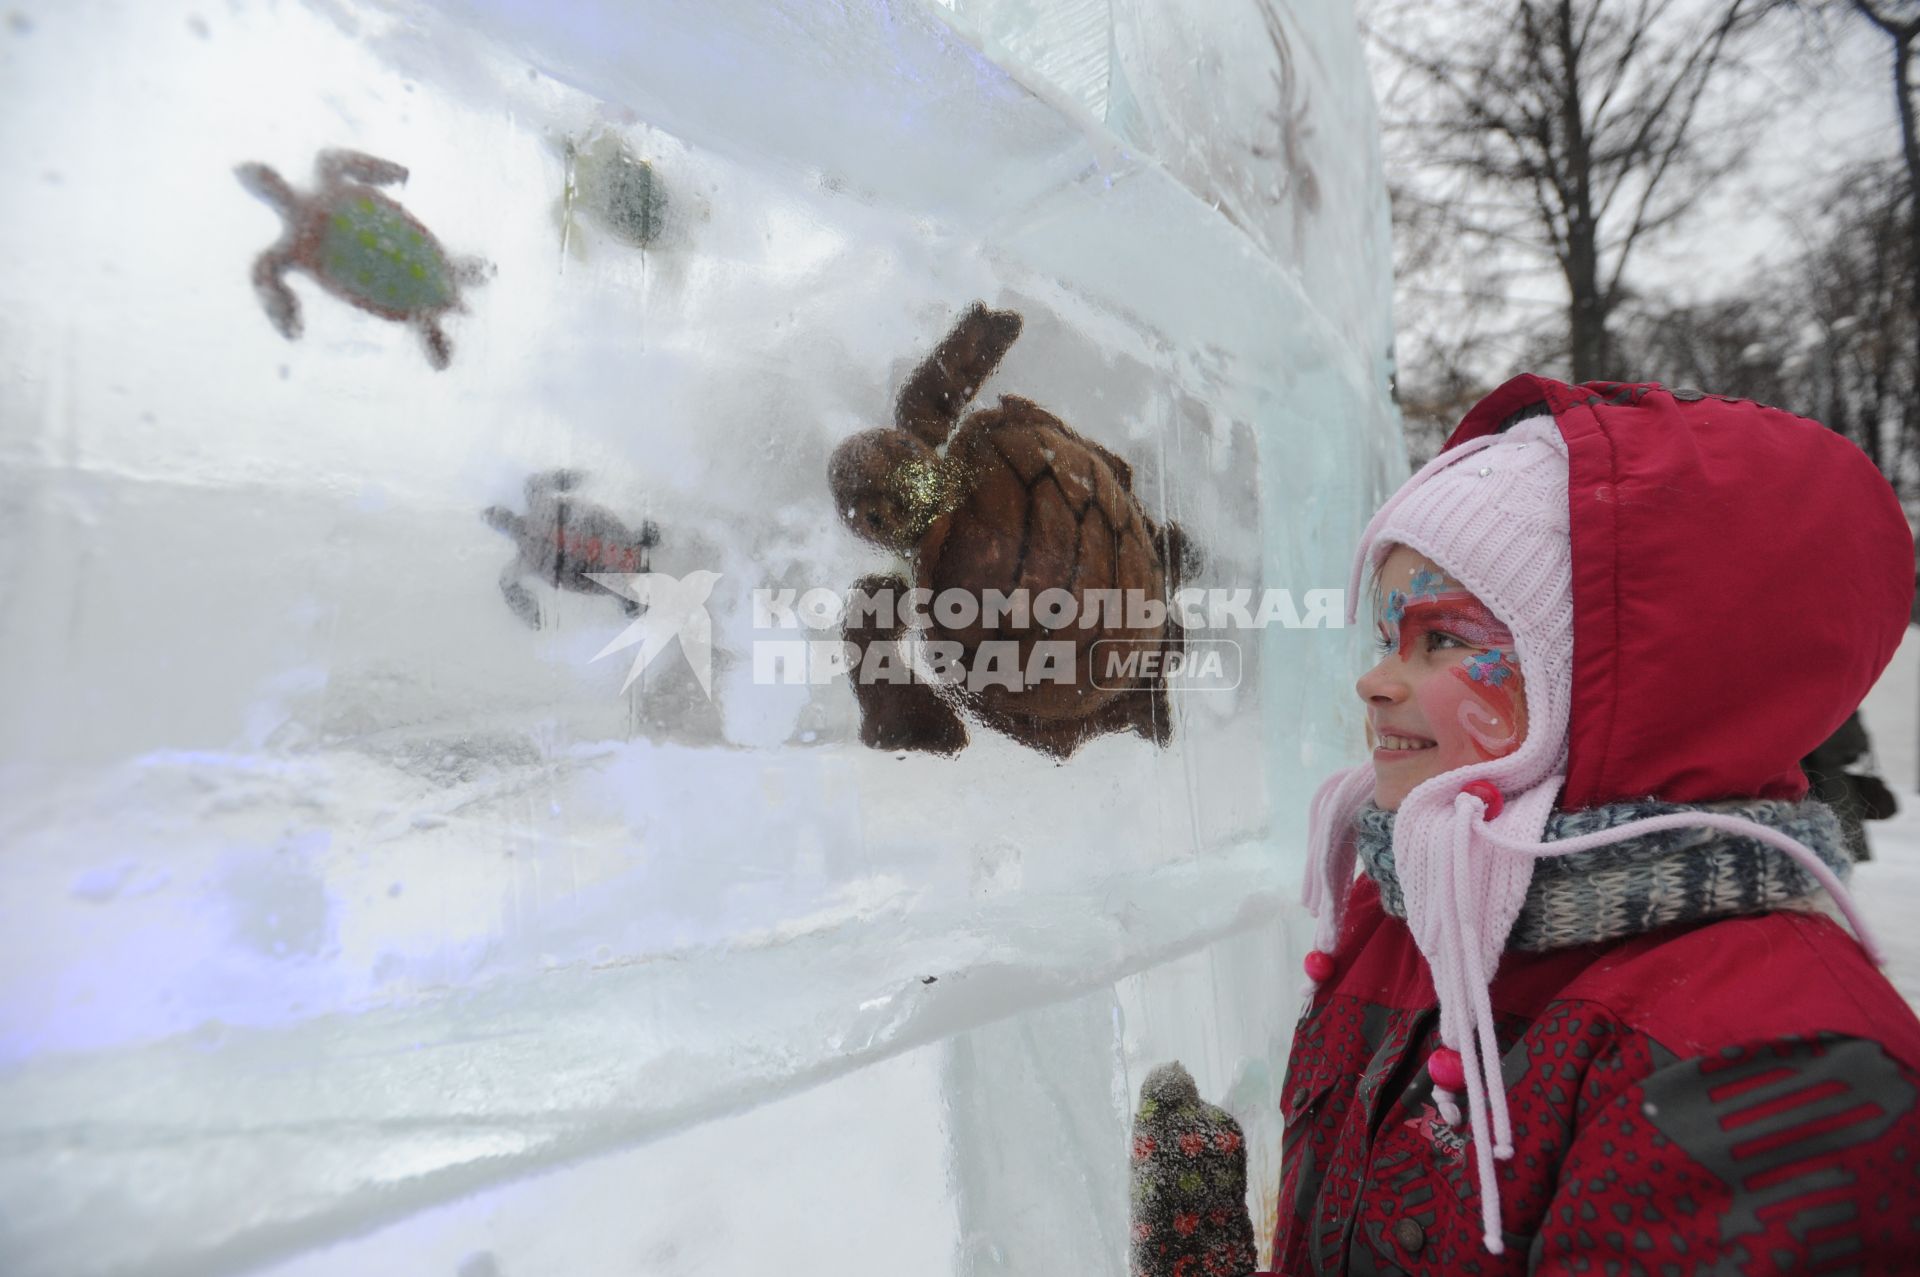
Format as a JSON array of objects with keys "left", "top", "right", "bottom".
[{"left": 1354, "top": 797, "right": 1853, "bottom": 952}]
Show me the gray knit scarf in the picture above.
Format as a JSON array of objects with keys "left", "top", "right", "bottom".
[{"left": 1354, "top": 797, "right": 1853, "bottom": 952}]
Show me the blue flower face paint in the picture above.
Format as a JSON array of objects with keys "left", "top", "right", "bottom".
[{"left": 1464, "top": 649, "right": 1517, "bottom": 686}]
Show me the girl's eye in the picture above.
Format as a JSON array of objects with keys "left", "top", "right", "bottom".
[
  {"left": 1373, "top": 625, "right": 1396, "bottom": 654},
  {"left": 1425, "top": 631, "right": 1467, "bottom": 652}
]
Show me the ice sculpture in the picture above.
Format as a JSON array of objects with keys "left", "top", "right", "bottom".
[{"left": 0, "top": 0, "right": 1398, "bottom": 1273}]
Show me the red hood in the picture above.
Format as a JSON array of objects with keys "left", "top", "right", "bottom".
[{"left": 1445, "top": 376, "right": 1914, "bottom": 808}]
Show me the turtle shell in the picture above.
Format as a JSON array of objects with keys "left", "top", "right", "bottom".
[
  {"left": 311, "top": 189, "right": 457, "bottom": 316},
  {"left": 915, "top": 395, "right": 1169, "bottom": 724},
  {"left": 586, "top": 145, "right": 668, "bottom": 247}
]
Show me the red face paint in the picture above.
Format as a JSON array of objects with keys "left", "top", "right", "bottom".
[
  {"left": 1393, "top": 597, "right": 1514, "bottom": 660},
  {"left": 1360, "top": 549, "right": 1529, "bottom": 809},
  {"left": 1428, "top": 659, "right": 1523, "bottom": 762}
]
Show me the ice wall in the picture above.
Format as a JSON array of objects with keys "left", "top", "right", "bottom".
[{"left": 0, "top": 1, "right": 1399, "bottom": 1273}]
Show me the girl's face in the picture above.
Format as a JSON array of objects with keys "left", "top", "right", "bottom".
[{"left": 1358, "top": 545, "right": 1528, "bottom": 810}]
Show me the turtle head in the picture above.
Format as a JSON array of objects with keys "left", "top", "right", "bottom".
[{"left": 829, "top": 428, "right": 954, "bottom": 553}]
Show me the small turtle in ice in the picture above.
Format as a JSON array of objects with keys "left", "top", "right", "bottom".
[
  {"left": 555, "top": 131, "right": 668, "bottom": 258},
  {"left": 483, "top": 470, "right": 661, "bottom": 629},
  {"left": 235, "top": 149, "right": 492, "bottom": 369},
  {"left": 829, "top": 302, "right": 1192, "bottom": 759}
]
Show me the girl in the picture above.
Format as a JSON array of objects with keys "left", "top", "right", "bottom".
[{"left": 1275, "top": 377, "right": 1920, "bottom": 1274}]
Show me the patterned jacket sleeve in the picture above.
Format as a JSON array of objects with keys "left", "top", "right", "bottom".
[{"left": 1529, "top": 1034, "right": 1920, "bottom": 1273}]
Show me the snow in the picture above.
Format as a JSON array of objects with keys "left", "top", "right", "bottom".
[{"left": 1852, "top": 623, "right": 1920, "bottom": 1009}]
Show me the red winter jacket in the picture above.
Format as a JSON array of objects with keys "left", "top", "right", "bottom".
[{"left": 1272, "top": 379, "right": 1920, "bottom": 1275}]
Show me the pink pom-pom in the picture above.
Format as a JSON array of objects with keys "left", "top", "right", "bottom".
[
  {"left": 1303, "top": 950, "right": 1336, "bottom": 983},
  {"left": 1428, "top": 1047, "right": 1466, "bottom": 1091},
  {"left": 1461, "top": 780, "right": 1503, "bottom": 819}
]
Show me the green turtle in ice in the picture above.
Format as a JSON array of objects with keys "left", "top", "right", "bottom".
[
  {"left": 555, "top": 131, "right": 668, "bottom": 259},
  {"left": 235, "top": 149, "right": 492, "bottom": 369}
]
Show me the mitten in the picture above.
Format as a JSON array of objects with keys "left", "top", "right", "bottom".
[{"left": 1128, "top": 1061, "right": 1257, "bottom": 1277}]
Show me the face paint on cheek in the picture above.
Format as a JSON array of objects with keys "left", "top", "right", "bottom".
[
  {"left": 1457, "top": 693, "right": 1522, "bottom": 759},
  {"left": 1410, "top": 654, "right": 1525, "bottom": 767}
]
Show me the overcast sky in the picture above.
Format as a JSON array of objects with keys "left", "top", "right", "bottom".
[{"left": 1360, "top": 2, "right": 1910, "bottom": 375}]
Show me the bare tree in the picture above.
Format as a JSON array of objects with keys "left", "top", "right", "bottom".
[
  {"left": 1851, "top": 2, "right": 1920, "bottom": 221},
  {"left": 1615, "top": 294, "right": 1799, "bottom": 406},
  {"left": 1846, "top": 4, "right": 1920, "bottom": 472},
  {"left": 1621, "top": 160, "right": 1915, "bottom": 490},
  {"left": 1387, "top": 175, "right": 1542, "bottom": 462},
  {"left": 1807, "top": 161, "right": 1917, "bottom": 482},
  {"left": 1368, "top": 0, "right": 1781, "bottom": 384}
]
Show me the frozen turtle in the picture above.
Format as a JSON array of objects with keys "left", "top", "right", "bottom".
[
  {"left": 555, "top": 131, "right": 668, "bottom": 258},
  {"left": 828, "top": 303, "right": 1190, "bottom": 759},
  {"left": 236, "top": 149, "right": 492, "bottom": 370},
  {"left": 483, "top": 470, "right": 660, "bottom": 629}
]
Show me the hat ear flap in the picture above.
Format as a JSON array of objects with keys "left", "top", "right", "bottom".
[{"left": 1301, "top": 765, "right": 1377, "bottom": 968}]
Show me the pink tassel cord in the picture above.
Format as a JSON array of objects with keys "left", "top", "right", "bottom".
[{"left": 1415, "top": 788, "right": 1881, "bottom": 1255}]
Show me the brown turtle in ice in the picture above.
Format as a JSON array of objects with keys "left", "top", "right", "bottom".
[
  {"left": 483, "top": 470, "right": 660, "bottom": 629},
  {"left": 235, "top": 149, "right": 492, "bottom": 369},
  {"left": 828, "top": 302, "right": 1190, "bottom": 759}
]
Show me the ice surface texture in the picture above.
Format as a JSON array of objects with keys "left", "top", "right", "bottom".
[{"left": 0, "top": 0, "right": 1396, "bottom": 1273}]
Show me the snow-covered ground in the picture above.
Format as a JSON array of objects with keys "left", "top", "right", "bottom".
[
  {"left": 1846, "top": 794, "right": 1920, "bottom": 1010},
  {"left": 1848, "top": 625, "right": 1920, "bottom": 1008}
]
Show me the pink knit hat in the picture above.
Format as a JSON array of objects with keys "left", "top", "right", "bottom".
[{"left": 1300, "top": 412, "right": 1881, "bottom": 1254}]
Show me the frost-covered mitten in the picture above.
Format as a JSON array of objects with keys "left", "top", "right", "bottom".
[{"left": 1128, "top": 1061, "right": 1257, "bottom": 1277}]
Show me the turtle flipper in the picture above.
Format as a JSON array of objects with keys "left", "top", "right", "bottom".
[
  {"left": 1156, "top": 520, "right": 1198, "bottom": 594},
  {"left": 419, "top": 317, "right": 452, "bottom": 371},
  {"left": 481, "top": 505, "right": 524, "bottom": 537},
  {"left": 895, "top": 302, "right": 1024, "bottom": 449},
  {"left": 319, "top": 149, "right": 409, "bottom": 188},
  {"left": 853, "top": 663, "right": 969, "bottom": 755},
  {"left": 1061, "top": 679, "right": 1173, "bottom": 753},
  {"left": 454, "top": 255, "right": 495, "bottom": 288},
  {"left": 249, "top": 251, "right": 302, "bottom": 340},
  {"left": 845, "top": 573, "right": 968, "bottom": 755},
  {"left": 500, "top": 564, "right": 542, "bottom": 629}
]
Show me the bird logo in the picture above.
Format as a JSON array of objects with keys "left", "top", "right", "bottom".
[{"left": 588, "top": 571, "right": 722, "bottom": 697}]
